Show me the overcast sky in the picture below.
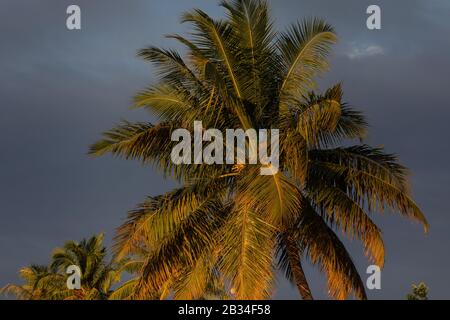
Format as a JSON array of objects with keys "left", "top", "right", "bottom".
[{"left": 1, "top": 0, "right": 449, "bottom": 299}]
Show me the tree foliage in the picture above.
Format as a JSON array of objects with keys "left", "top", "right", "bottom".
[
  {"left": 1, "top": 234, "right": 123, "bottom": 300},
  {"left": 89, "top": 0, "right": 428, "bottom": 300},
  {"left": 406, "top": 282, "right": 429, "bottom": 300}
]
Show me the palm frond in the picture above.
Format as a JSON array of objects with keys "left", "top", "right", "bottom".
[
  {"left": 182, "top": 9, "right": 242, "bottom": 99},
  {"left": 278, "top": 18, "right": 337, "bottom": 115},
  {"left": 309, "top": 145, "right": 428, "bottom": 232},
  {"left": 295, "top": 204, "right": 367, "bottom": 300},
  {"left": 219, "top": 197, "right": 275, "bottom": 299},
  {"left": 109, "top": 278, "right": 139, "bottom": 300},
  {"left": 138, "top": 199, "right": 225, "bottom": 293}
]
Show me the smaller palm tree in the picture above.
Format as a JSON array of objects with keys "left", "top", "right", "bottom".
[
  {"left": 1, "top": 234, "right": 123, "bottom": 300},
  {"left": 50, "top": 233, "right": 122, "bottom": 299},
  {"left": 406, "top": 282, "right": 429, "bottom": 300},
  {"left": 0, "top": 265, "right": 64, "bottom": 300}
]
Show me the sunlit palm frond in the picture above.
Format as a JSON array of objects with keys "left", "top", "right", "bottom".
[
  {"left": 133, "top": 85, "right": 198, "bottom": 123},
  {"left": 109, "top": 278, "right": 139, "bottom": 300},
  {"left": 113, "top": 177, "right": 229, "bottom": 260},
  {"left": 138, "top": 199, "right": 225, "bottom": 294},
  {"left": 237, "top": 166, "right": 302, "bottom": 226},
  {"left": 138, "top": 46, "right": 203, "bottom": 91},
  {"left": 306, "top": 181, "right": 385, "bottom": 266},
  {"left": 89, "top": 121, "right": 172, "bottom": 160},
  {"left": 219, "top": 196, "right": 276, "bottom": 300},
  {"left": 309, "top": 145, "right": 429, "bottom": 232},
  {"left": 278, "top": 18, "right": 337, "bottom": 116},
  {"left": 0, "top": 284, "right": 31, "bottom": 300},
  {"left": 182, "top": 9, "right": 242, "bottom": 99},
  {"left": 220, "top": 0, "right": 278, "bottom": 109},
  {"left": 173, "top": 252, "right": 217, "bottom": 300},
  {"left": 296, "top": 203, "right": 367, "bottom": 300}
]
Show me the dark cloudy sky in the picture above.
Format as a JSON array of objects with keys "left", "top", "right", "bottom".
[{"left": 1, "top": 0, "right": 449, "bottom": 299}]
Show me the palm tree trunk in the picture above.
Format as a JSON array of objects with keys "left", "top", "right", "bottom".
[{"left": 284, "top": 235, "right": 313, "bottom": 300}]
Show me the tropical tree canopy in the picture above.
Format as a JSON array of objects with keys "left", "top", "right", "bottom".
[
  {"left": 89, "top": 0, "right": 428, "bottom": 300},
  {"left": 1, "top": 234, "right": 123, "bottom": 300},
  {"left": 406, "top": 282, "right": 429, "bottom": 300}
]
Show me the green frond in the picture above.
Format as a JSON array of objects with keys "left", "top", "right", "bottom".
[
  {"left": 307, "top": 183, "right": 385, "bottom": 266},
  {"left": 221, "top": 0, "right": 278, "bottom": 108},
  {"left": 219, "top": 198, "right": 276, "bottom": 299},
  {"left": 133, "top": 85, "right": 198, "bottom": 122},
  {"left": 294, "top": 84, "right": 367, "bottom": 148},
  {"left": 278, "top": 18, "right": 337, "bottom": 114},
  {"left": 89, "top": 121, "right": 172, "bottom": 159},
  {"left": 109, "top": 278, "right": 139, "bottom": 300},
  {"left": 280, "top": 128, "right": 308, "bottom": 183},
  {"left": 237, "top": 167, "right": 303, "bottom": 226},
  {"left": 166, "top": 34, "right": 210, "bottom": 76},
  {"left": 173, "top": 253, "right": 215, "bottom": 300},
  {"left": 113, "top": 177, "right": 229, "bottom": 260},
  {"left": 309, "top": 145, "right": 428, "bottom": 232},
  {"left": 295, "top": 204, "right": 367, "bottom": 300},
  {"left": 139, "top": 199, "right": 226, "bottom": 292},
  {"left": 138, "top": 47, "right": 203, "bottom": 90},
  {"left": 182, "top": 9, "right": 242, "bottom": 99},
  {"left": 314, "top": 84, "right": 368, "bottom": 144},
  {"left": 0, "top": 284, "right": 31, "bottom": 300}
]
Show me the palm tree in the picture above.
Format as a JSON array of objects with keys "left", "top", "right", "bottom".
[
  {"left": 1, "top": 234, "right": 123, "bottom": 300},
  {"left": 49, "top": 233, "right": 123, "bottom": 299},
  {"left": 90, "top": 0, "right": 428, "bottom": 300},
  {"left": 0, "top": 265, "right": 64, "bottom": 300},
  {"left": 406, "top": 282, "right": 429, "bottom": 300}
]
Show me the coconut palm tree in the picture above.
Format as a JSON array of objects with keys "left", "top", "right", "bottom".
[
  {"left": 1, "top": 234, "right": 123, "bottom": 300},
  {"left": 0, "top": 265, "right": 65, "bottom": 300},
  {"left": 50, "top": 233, "right": 123, "bottom": 299},
  {"left": 90, "top": 0, "right": 428, "bottom": 300}
]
